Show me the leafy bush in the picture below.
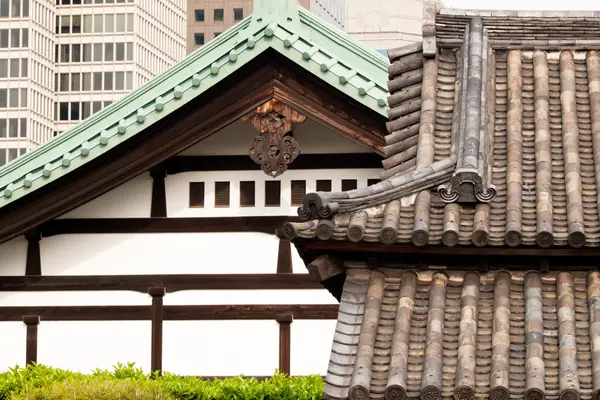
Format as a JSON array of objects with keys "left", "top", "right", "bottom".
[
  {"left": 0, "top": 363, "right": 324, "bottom": 400},
  {"left": 13, "top": 379, "right": 173, "bottom": 400}
]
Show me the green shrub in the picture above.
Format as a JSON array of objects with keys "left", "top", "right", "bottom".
[
  {"left": 12, "top": 379, "right": 173, "bottom": 400},
  {"left": 0, "top": 363, "right": 324, "bottom": 400}
]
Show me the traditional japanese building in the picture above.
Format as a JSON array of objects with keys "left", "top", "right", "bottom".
[
  {"left": 283, "top": 4, "right": 600, "bottom": 400},
  {"left": 0, "top": 0, "right": 389, "bottom": 377}
]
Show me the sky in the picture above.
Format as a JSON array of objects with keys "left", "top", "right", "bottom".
[{"left": 443, "top": 0, "right": 600, "bottom": 10}]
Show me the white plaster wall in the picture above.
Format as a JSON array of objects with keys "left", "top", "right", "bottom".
[
  {"left": 0, "top": 114, "right": 365, "bottom": 375},
  {"left": 38, "top": 322, "right": 152, "bottom": 373},
  {"left": 58, "top": 173, "right": 153, "bottom": 219},
  {"left": 164, "top": 290, "right": 337, "bottom": 306},
  {"left": 290, "top": 320, "right": 336, "bottom": 376},
  {"left": 166, "top": 168, "right": 382, "bottom": 218},
  {"left": 163, "top": 321, "right": 279, "bottom": 376},
  {"left": 0, "top": 291, "right": 150, "bottom": 307},
  {"left": 179, "top": 119, "right": 372, "bottom": 156},
  {"left": 0, "top": 291, "right": 336, "bottom": 375},
  {"left": 346, "top": 0, "right": 427, "bottom": 49},
  {"left": 0, "top": 236, "right": 27, "bottom": 276},
  {"left": 40, "top": 232, "right": 309, "bottom": 275},
  {"left": 0, "top": 322, "right": 26, "bottom": 371}
]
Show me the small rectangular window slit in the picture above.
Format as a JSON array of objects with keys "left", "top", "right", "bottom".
[
  {"left": 265, "top": 180, "right": 281, "bottom": 207},
  {"left": 291, "top": 180, "right": 306, "bottom": 206},
  {"left": 342, "top": 179, "right": 357, "bottom": 191},
  {"left": 215, "top": 181, "right": 230, "bottom": 208},
  {"left": 189, "top": 182, "right": 205, "bottom": 208},
  {"left": 240, "top": 181, "right": 255, "bottom": 207},
  {"left": 316, "top": 179, "right": 332, "bottom": 192}
]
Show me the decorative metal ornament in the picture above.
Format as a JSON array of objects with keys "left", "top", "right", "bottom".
[
  {"left": 242, "top": 99, "right": 306, "bottom": 178},
  {"left": 249, "top": 133, "right": 300, "bottom": 178}
]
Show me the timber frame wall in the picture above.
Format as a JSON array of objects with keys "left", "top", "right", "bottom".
[{"left": 2, "top": 216, "right": 339, "bottom": 377}]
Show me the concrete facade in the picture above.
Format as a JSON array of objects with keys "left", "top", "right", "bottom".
[
  {"left": 0, "top": 0, "right": 186, "bottom": 167},
  {"left": 186, "top": 0, "right": 345, "bottom": 54},
  {"left": 345, "top": 0, "right": 440, "bottom": 51}
]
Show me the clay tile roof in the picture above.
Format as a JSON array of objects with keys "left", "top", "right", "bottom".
[
  {"left": 323, "top": 266, "right": 600, "bottom": 400},
  {"left": 284, "top": 5, "right": 600, "bottom": 249}
]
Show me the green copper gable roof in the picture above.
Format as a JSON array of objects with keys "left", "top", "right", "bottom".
[{"left": 0, "top": 1, "right": 389, "bottom": 210}]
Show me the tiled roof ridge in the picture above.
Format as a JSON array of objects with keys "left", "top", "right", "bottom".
[
  {"left": 0, "top": 3, "right": 390, "bottom": 210},
  {"left": 324, "top": 266, "right": 600, "bottom": 400},
  {"left": 438, "top": 7, "right": 600, "bottom": 18},
  {"left": 288, "top": 153, "right": 453, "bottom": 217},
  {"left": 436, "top": 7, "right": 600, "bottom": 49}
]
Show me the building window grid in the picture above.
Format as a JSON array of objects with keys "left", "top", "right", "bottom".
[{"left": 2, "top": 2, "right": 185, "bottom": 152}]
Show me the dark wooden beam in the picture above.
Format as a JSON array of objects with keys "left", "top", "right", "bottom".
[
  {"left": 40, "top": 216, "right": 300, "bottom": 237},
  {"left": 149, "top": 166, "right": 167, "bottom": 218},
  {"left": 270, "top": 54, "right": 386, "bottom": 155},
  {"left": 164, "top": 153, "right": 383, "bottom": 174},
  {"left": 0, "top": 305, "right": 339, "bottom": 322},
  {"left": 297, "top": 239, "right": 600, "bottom": 258},
  {"left": 276, "top": 231, "right": 293, "bottom": 273},
  {"left": 24, "top": 231, "right": 41, "bottom": 276},
  {"left": 276, "top": 313, "right": 293, "bottom": 375},
  {"left": 0, "top": 273, "right": 323, "bottom": 293},
  {"left": 307, "top": 255, "right": 346, "bottom": 301},
  {"left": 149, "top": 287, "right": 165, "bottom": 376},
  {"left": 23, "top": 315, "right": 39, "bottom": 365}
]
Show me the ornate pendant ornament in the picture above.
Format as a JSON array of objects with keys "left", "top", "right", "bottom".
[{"left": 242, "top": 99, "right": 306, "bottom": 178}]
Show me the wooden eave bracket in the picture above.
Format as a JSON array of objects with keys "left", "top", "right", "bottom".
[
  {"left": 307, "top": 255, "right": 344, "bottom": 283},
  {"left": 422, "top": 1, "right": 438, "bottom": 58},
  {"left": 307, "top": 255, "right": 346, "bottom": 302}
]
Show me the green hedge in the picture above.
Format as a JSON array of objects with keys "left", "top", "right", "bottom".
[{"left": 0, "top": 363, "right": 324, "bottom": 400}]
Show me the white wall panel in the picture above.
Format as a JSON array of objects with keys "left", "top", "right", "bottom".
[
  {"left": 164, "top": 289, "right": 337, "bottom": 306},
  {"left": 0, "top": 236, "right": 27, "bottom": 276},
  {"left": 163, "top": 321, "right": 279, "bottom": 376},
  {"left": 37, "top": 322, "right": 151, "bottom": 373},
  {"left": 0, "top": 323, "right": 26, "bottom": 371},
  {"left": 0, "top": 291, "right": 150, "bottom": 307},
  {"left": 165, "top": 168, "right": 382, "bottom": 218},
  {"left": 41, "top": 232, "right": 300, "bottom": 275},
  {"left": 290, "top": 320, "right": 337, "bottom": 375},
  {"left": 57, "top": 173, "right": 152, "bottom": 219}
]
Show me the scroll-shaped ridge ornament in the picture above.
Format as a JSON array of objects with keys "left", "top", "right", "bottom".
[{"left": 243, "top": 99, "right": 306, "bottom": 178}]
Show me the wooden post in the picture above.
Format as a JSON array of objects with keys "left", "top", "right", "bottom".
[
  {"left": 23, "top": 315, "right": 40, "bottom": 365},
  {"left": 25, "top": 230, "right": 41, "bottom": 276},
  {"left": 149, "top": 287, "right": 166, "bottom": 376},
  {"left": 276, "top": 313, "right": 293, "bottom": 375},
  {"left": 275, "top": 229, "right": 293, "bottom": 274},
  {"left": 150, "top": 166, "right": 167, "bottom": 218}
]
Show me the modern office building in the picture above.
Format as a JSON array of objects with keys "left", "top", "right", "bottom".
[
  {"left": 345, "top": 0, "right": 442, "bottom": 51},
  {"left": 0, "top": 0, "right": 186, "bottom": 166},
  {"left": 187, "top": 0, "right": 345, "bottom": 54}
]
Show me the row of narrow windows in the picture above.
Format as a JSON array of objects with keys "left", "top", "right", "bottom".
[{"left": 189, "top": 179, "right": 381, "bottom": 209}]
